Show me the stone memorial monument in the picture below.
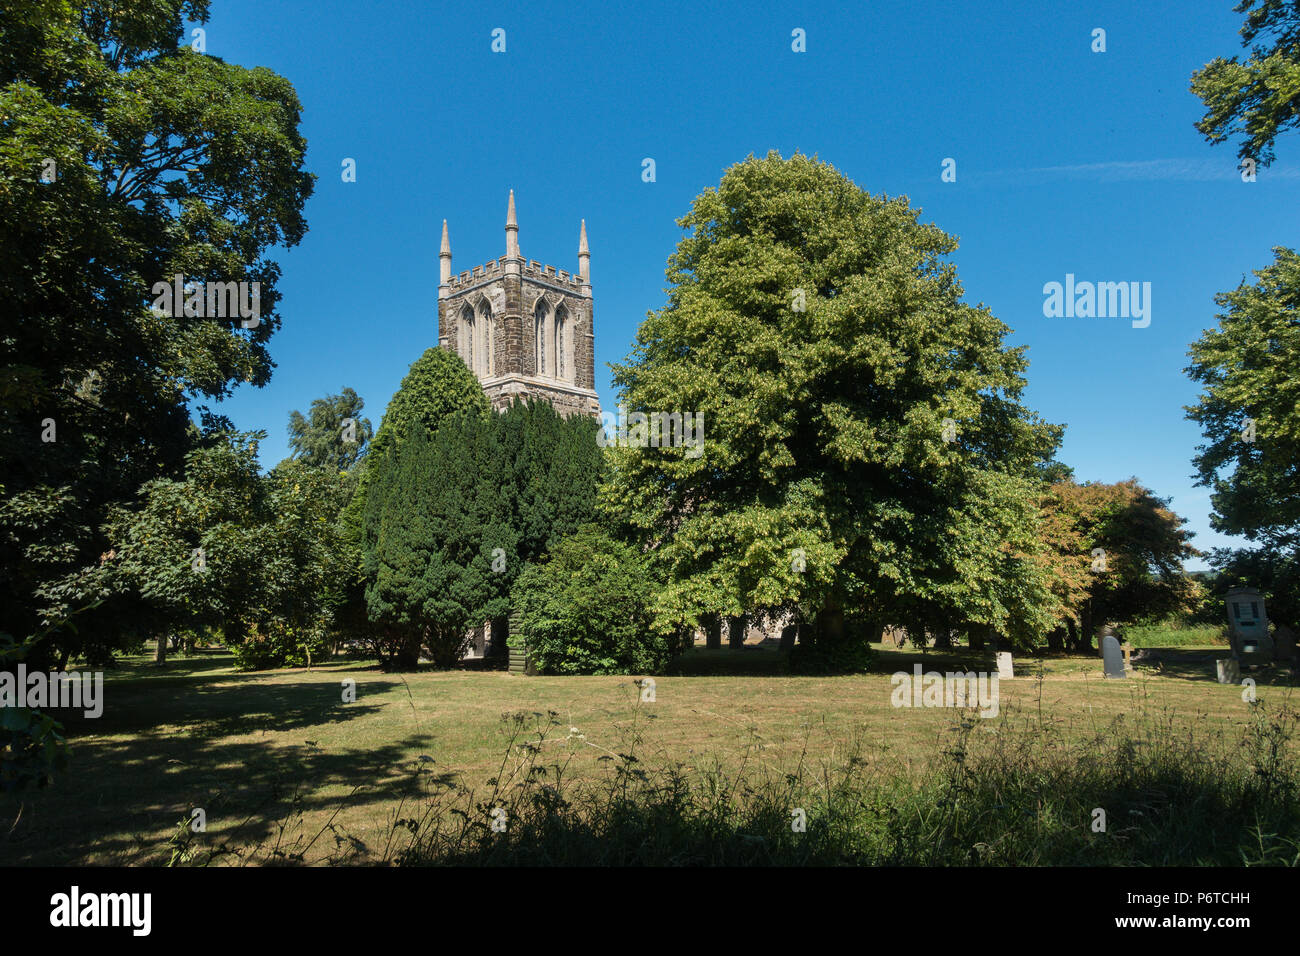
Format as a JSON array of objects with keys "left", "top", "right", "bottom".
[
  {"left": 1226, "top": 587, "right": 1274, "bottom": 661},
  {"left": 1102, "top": 635, "right": 1127, "bottom": 679},
  {"left": 996, "top": 651, "right": 1014, "bottom": 680}
]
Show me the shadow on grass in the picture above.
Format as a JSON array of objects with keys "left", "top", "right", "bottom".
[
  {"left": 667, "top": 646, "right": 794, "bottom": 677},
  {"left": 0, "top": 666, "right": 440, "bottom": 866},
  {"left": 1130, "top": 647, "right": 1299, "bottom": 686}
]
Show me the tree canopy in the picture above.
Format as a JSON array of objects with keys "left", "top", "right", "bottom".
[
  {"left": 0, "top": 0, "right": 314, "bottom": 665},
  {"left": 88, "top": 431, "right": 356, "bottom": 666},
  {"left": 1191, "top": 0, "right": 1300, "bottom": 168},
  {"left": 603, "top": 151, "right": 1061, "bottom": 652},
  {"left": 1186, "top": 247, "right": 1300, "bottom": 632},
  {"left": 287, "top": 387, "right": 373, "bottom": 471},
  {"left": 1038, "top": 478, "right": 1198, "bottom": 650},
  {"left": 361, "top": 390, "right": 605, "bottom": 670},
  {"left": 1186, "top": 247, "right": 1300, "bottom": 552},
  {"left": 366, "top": 347, "right": 489, "bottom": 468}
]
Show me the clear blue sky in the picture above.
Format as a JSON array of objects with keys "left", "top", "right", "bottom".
[{"left": 200, "top": 0, "right": 1299, "bottom": 568}]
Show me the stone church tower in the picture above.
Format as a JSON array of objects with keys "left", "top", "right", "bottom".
[{"left": 437, "top": 191, "right": 601, "bottom": 418}]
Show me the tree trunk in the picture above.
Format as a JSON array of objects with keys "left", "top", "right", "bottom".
[
  {"left": 727, "top": 614, "right": 746, "bottom": 649},
  {"left": 1078, "top": 607, "right": 1094, "bottom": 654},
  {"left": 779, "top": 623, "right": 799, "bottom": 652},
  {"left": 705, "top": 614, "right": 722, "bottom": 649},
  {"left": 1046, "top": 625, "right": 1065, "bottom": 653},
  {"left": 1066, "top": 617, "right": 1080, "bottom": 653},
  {"left": 933, "top": 626, "right": 953, "bottom": 650},
  {"left": 677, "top": 625, "right": 695, "bottom": 654},
  {"left": 968, "top": 626, "right": 986, "bottom": 652},
  {"left": 393, "top": 630, "right": 422, "bottom": 671},
  {"left": 154, "top": 635, "right": 167, "bottom": 666}
]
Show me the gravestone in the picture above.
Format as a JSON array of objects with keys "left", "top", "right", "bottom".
[
  {"left": 1216, "top": 658, "right": 1241, "bottom": 684},
  {"left": 1226, "top": 587, "right": 1274, "bottom": 660},
  {"left": 995, "top": 651, "right": 1014, "bottom": 680},
  {"left": 1101, "top": 635, "right": 1126, "bottom": 679}
]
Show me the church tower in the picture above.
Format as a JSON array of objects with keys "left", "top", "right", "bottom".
[{"left": 437, "top": 192, "right": 601, "bottom": 418}]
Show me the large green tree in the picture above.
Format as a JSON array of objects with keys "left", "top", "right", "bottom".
[
  {"left": 0, "top": 1, "right": 313, "bottom": 665},
  {"left": 1187, "top": 248, "right": 1300, "bottom": 552},
  {"left": 1187, "top": 248, "right": 1300, "bottom": 631},
  {"left": 603, "top": 152, "right": 1061, "bottom": 656},
  {"left": 490, "top": 399, "right": 605, "bottom": 630},
  {"left": 365, "top": 347, "right": 489, "bottom": 469},
  {"left": 360, "top": 391, "right": 605, "bottom": 670},
  {"left": 1191, "top": 0, "right": 1300, "bottom": 168}
]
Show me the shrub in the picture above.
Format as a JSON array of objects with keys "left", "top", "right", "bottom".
[
  {"left": 512, "top": 526, "right": 677, "bottom": 674},
  {"left": 230, "top": 619, "right": 332, "bottom": 670}
]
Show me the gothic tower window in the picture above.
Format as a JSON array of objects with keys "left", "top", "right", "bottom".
[
  {"left": 534, "top": 300, "right": 548, "bottom": 377},
  {"left": 462, "top": 304, "right": 475, "bottom": 371},
  {"left": 479, "top": 302, "right": 492, "bottom": 376},
  {"left": 555, "top": 305, "right": 568, "bottom": 381}
]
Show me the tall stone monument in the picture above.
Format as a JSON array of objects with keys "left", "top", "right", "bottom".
[{"left": 1226, "top": 587, "right": 1274, "bottom": 661}]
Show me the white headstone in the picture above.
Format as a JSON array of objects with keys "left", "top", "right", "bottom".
[
  {"left": 996, "top": 651, "right": 1014, "bottom": 680},
  {"left": 1102, "top": 635, "right": 1126, "bottom": 679},
  {"left": 1216, "top": 658, "right": 1241, "bottom": 684}
]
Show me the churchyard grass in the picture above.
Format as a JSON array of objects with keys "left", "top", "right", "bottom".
[{"left": 2, "top": 641, "right": 1295, "bottom": 865}]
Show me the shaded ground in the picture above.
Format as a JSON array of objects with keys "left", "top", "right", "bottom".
[{"left": 2, "top": 640, "right": 1294, "bottom": 865}]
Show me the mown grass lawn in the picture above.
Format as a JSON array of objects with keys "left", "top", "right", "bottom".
[{"left": 2, "top": 638, "right": 1292, "bottom": 866}]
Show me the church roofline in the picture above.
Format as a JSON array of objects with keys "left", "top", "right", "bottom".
[{"left": 446, "top": 255, "right": 588, "bottom": 293}]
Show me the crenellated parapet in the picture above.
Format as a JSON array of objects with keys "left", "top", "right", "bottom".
[{"left": 445, "top": 256, "right": 588, "bottom": 295}]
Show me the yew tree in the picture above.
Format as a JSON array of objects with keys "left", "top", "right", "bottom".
[{"left": 363, "top": 414, "right": 510, "bottom": 669}]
